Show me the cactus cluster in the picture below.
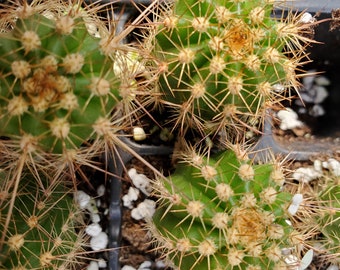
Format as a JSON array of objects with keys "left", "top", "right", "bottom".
[
  {"left": 0, "top": 0, "right": 333, "bottom": 269},
  {"left": 152, "top": 0, "right": 311, "bottom": 137},
  {"left": 150, "top": 146, "right": 297, "bottom": 269}
]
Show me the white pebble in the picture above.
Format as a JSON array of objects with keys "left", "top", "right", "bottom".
[
  {"left": 133, "top": 127, "right": 146, "bottom": 141},
  {"left": 299, "top": 12, "right": 314, "bottom": 24},
  {"left": 122, "top": 266, "right": 136, "bottom": 270},
  {"left": 322, "top": 161, "right": 329, "bottom": 169},
  {"left": 291, "top": 193, "right": 303, "bottom": 205},
  {"left": 313, "top": 85, "right": 328, "bottom": 104},
  {"left": 86, "top": 223, "right": 102, "bottom": 237},
  {"left": 299, "top": 249, "right": 313, "bottom": 270},
  {"left": 131, "top": 199, "right": 156, "bottom": 220},
  {"left": 86, "top": 199, "right": 98, "bottom": 214},
  {"left": 96, "top": 200, "right": 101, "bottom": 208},
  {"left": 97, "top": 184, "right": 106, "bottom": 197},
  {"left": 313, "top": 159, "right": 323, "bottom": 172},
  {"left": 277, "top": 108, "right": 304, "bottom": 130},
  {"left": 288, "top": 206, "right": 299, "bottom": 217},
  {"left": 300, "top": 92, "right": 314, "bottom": 103},
  {"left": 310, "top": 104, "right": 325, "bottom": 117},
  {"left": 285, "top": 219, "right": 292, "bottom": 226},
  {"left": 315, "top": 75, "right": 330, "bottom": 86},
  {"left": 98, "top": 258, "right": 107, "bottom": 268},
  {"left": 75, "top": 191, "right": 91, "bottom": 209},
  {"left": 87, "top": 261, "right": 99, "bottom": 270},
  {"left": 297, "top": 107, "right": 307, "bottom": 114},
  {"left": 302, "top": 70, "right": 316, "bottom": 89},
  {"left": 122, "top": 187, "right": 140, "bottom": 209},
  {"left": 288, "top": 194, "right": 303, "bottom": 216},
  {"left": 327, "top": 158, "right": 340, "bottom": 176},
  {"left": 272, "top": 83, "right": 285, "bottom": 93},
  {"left": 327, "top": 265, "right": 339, "bottom": 270},
  {"left": 138, "top": 261, "right": 152, "bottom": 270},
  {"left": 90, "top": 231, "right": 108, "bottom": 251},
  {"left": 91, "top": 213, "right": 101, "bottom": 223},
  {"left": 128, "top": 168, "right": 152, "bottom": 196},
  {"left": 293, "top": 167, "right": 322, "bottom": 183},
  {"left": 284, "top": 254, "right": 299, "bottom": 265},
  {"left": 155, "top": 261, "right": 166, "bottom": 268}
]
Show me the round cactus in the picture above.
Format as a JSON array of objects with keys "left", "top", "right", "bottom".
[
  {"left": 318, "top": 186, "right": 340, "bottom": 264},
  {"left": 317, "top": 183, "right": 340, "bottom": 266},
  {"left": 152, "top": 0, "right": 313, "bottom": 136},
  {"left": 150, "top": 147, "right": 298, "bottom": 269},
  {"left": 0, "top": 3, "right": 124, "bottom": 154},
  {"left": 0, "top": 170, "right": 87, "bottom": 269},
  {"left": 319, "top": 184, "right": 340, "bottom": 248},
  {"left": 311, "top": 179, "right": 340, "bottom": 266}
]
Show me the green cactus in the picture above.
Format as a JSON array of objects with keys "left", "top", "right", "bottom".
[
  {"left": 150, "top": 146, "right": 297, "bottom": 269},
  {"left": 0, "top": 1, "right": 149, "bottom": 268},
  {"left": 311, "top": 178, "right": 340, "bottom": 266},
  {"left": 0, "top": 4, "right": 124, "bottom": 154},
  {"left": 284, "top": 167, "right": 340, "bottom": 268},
  {"left": 0, "top": 169, "right": 87, "bottom": 269},
  {"left": 318, "top": 184, "right": 340, "bottom": 266},
  {"left": 152, "top": 0, "right": 312, "bottom": 136}
]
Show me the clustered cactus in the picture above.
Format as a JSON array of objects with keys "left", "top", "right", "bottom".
[
  {"left": 152, "top": 0, "right": 311, "bottom": 137},
  {"left": 0, "top": 0, "right": 336, "bottom": 269},
  {"left": 150, "top": 146, "right": 297, "bottom": 269}
]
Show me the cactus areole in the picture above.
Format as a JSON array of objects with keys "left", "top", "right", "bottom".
[{"left": 0, "top": 13, "right": 121, "bottom": 153}]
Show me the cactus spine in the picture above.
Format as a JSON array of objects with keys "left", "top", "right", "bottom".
[
  {"left": 150, "top": 147, "right": 297, "bottom": 269},
  {"left": 152, "top": 0, "right": 312, "bottom": 136}
]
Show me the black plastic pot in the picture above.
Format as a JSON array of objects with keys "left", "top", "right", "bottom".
[
  {"left": 108, "top": 135, "right": 172, "bottom": 270},
  {"left": 252, "top": 5, "right": 340, "bottom": 161}
]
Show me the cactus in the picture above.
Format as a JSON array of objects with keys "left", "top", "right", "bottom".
[
  {"left": 151, "top": 0, "right": 312, "bottom": 136},
  {"left": 0, "top": 169, "right": 88, "bottom": 269},
  {"left": 318, "top": 183, "right": 340, "bottom": 265},
  {"left": 150, "top": 146, "right": 298, "bottom": 269},
  {"left": 0, "top": 1, "right": 132, "bottom": 154},
  {"left": 0, "top": 1, "right": 152, "bottom": 268},
  {"left": 295, "top": 174, "right": 340, "bottom": 267}
]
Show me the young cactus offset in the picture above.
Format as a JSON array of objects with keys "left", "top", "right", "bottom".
[
  {"left": 0, "top": 170, "right": 87, "bottom": 269},
  {"left": 151, "top": 147, "right": 297, "bottom": 269},
  {"left": 153, "top": 0, "right": 312, "bottom": 136},
  {"left": 0, "top": 2, "right": 124, "bottom": 154}
]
